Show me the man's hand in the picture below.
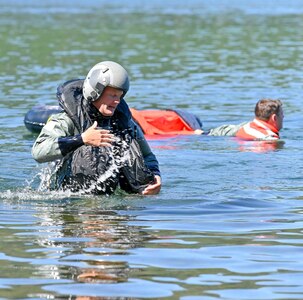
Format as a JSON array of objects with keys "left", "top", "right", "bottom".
[
  {"left": 142, "top": 175, "right": 162, "bottom": 195},
  {"left": 81, "top": 121, "right": 115, "bottom": 147}
]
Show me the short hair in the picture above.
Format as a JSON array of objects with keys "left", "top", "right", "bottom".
[{"left": 255, "top": 99, "right": 283, "bottom": 121}]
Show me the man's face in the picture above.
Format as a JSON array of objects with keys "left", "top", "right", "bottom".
[
  {"left": 93, "top": 86, "right": 123, "bottom": 117},
  {"left": 276, "top": 107, "right": 284, "bottom": 131}
]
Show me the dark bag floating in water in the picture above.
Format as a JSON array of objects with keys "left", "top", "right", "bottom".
[{"left": 24, "top": 105, "right": 63, "bottom": 134}]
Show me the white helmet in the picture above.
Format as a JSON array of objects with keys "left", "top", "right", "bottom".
[{"left": 83, "top": 61, "right": 130, "bottom": 101}]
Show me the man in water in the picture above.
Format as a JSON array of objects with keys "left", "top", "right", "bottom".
[
  {"left": 32, "top": 61, "right": 161, "bottom": 195},
  {"left": 208, "top": 99, "right": 284, "bottom": 140}
]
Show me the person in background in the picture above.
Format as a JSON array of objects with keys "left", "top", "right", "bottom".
[
  {"left": 32, "top": 61, "right": 161, "bottom": 195},
  {"left": 208, "top": 99, "right": 284, "bottom": 140}
]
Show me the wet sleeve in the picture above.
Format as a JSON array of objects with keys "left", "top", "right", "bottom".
[
  {"left": 208, "top": 122, "right": 247, "bottom": 136},
  {"left": 129, "top": 119, "right": 161, "bottom": 177},
  {"left": 32, "top": 113, "right": 80, "bottom": 163},
  {"left": 58, "top": 135, "right": 84, "bottom": 157}
]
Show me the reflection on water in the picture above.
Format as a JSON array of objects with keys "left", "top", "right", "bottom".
[
  {"left": 0, "top": 197, "right": 154, "bottom": 297},
  {"left": 37, "top": 207, "right": 147, "bottom": 284},
  {"left": 0, "top": 0, "right": 303, "bottom": 299},
  {"left": 235, "top": 139, "right": 285, "bottom": 153}
]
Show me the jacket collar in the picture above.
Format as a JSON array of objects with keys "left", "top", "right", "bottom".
[{"left": 253, "top": 118, "right": 279, "bottom": 136}]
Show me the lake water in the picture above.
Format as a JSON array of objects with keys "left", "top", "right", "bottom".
[{"left": 0, "top": 0, "right": 303, "bottom": 299}]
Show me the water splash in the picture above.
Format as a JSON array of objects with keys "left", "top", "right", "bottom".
[
  {"left": 83, "top": 137, "right": 131, "bottom": 195},
  {"left": 25, "top": 135, "right": 133, "bottom": 196}
]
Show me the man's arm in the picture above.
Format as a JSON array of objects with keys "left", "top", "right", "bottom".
[
  {"left": 208, "top": 122, "right": 248, "bottom": 136},
  {"left": 32, "top": 112, "right": 81, "bottom": 163}
]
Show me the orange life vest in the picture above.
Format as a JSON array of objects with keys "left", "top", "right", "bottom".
[
  {"left": 236, "top": 118, "right": 279, "bottom": 140},
  {"left": 130, "top": 108, "right": 200, "bottom": 136}
]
